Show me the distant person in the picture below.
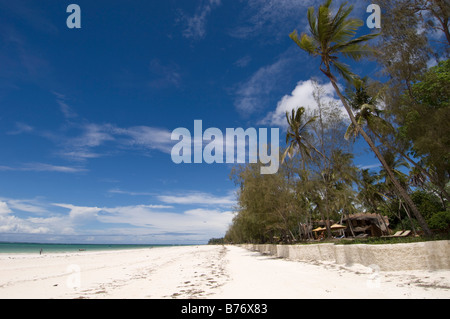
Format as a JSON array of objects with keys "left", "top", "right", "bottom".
[{"left": 40, "top": 248, "right": 43, "bottom": 255}]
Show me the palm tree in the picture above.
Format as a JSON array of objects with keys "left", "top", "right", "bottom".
[
  {"left": 379, "top": 149, "right": 419, "bottom": 234},
  {"left": 344, "top": 78, "right": 394, "bottom": 141},
  {"left": 281, "top": 107, "right": 323, "bottom": 169},
  {"left": 347, "top": 78, "right": 450, "bottom": 203},
  {"left": 289, "top": 0, "right": 432, "bottom": 236}
]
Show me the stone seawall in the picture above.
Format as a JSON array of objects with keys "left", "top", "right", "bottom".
[{"left": 239, "top": 240, "right": 450, "bottom": 271}]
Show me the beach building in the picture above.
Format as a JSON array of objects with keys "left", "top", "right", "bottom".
[{"left": 343, "top": 213, "right": 390, "bottom": 237}]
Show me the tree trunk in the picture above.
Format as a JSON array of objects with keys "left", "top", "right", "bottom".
[
  {"left": 327, "top": 76, "right": 433, "bottom": 237},
  {"left": 400, "top": 200, "right": 417, "bottom": 236},
  {"left": 373, "top": 130, "right": 450, "bottom": 203}
]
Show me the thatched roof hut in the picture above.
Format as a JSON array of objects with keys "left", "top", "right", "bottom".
[{"left": 343, "top": 213, "right": 390, "bottom": 237}]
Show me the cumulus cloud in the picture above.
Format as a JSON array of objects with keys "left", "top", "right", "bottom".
[
  {"left": 263, "top": 79, "right": 346, "bottom": 127},
  {"left": 0, "top": 191, "right": 235, "bottom": 243},
  {"left": 53, "top": 203, "right": 101, "bottom": 221},
  {"left": 0, "top": 200, "right": 56, "bottom": 234},
  {"left": 0, "top": 214, "right": 51, "bottom": 234},
  {"left": 0, "top": 201, "right": 12, "bottom": 215}
]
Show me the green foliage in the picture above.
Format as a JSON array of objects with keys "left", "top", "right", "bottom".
[
  {"left": 428, "top": 211, "right": 450, "bottom": 231},
  {"left": 411, "top": 190, "right": 445, "bottom": 221},
  {"left": 224, "top": 0, "right": 448, "bottom": 243},
  {"left": 398, "top": 60, "right": 450, "bottom": 197},
  {"left": 335, "top": 235, "right": 449, "bottom": 245},
  {"left": 402, "top": 60, "right": 450, "bottom": 159},
  {"left": 282, "top": 107, "right": 318, "bottom": 165},
  {"left": 225, "top": 79, "right": 359, "bottom": 244},
  {"left": 290, "top": 0, "right": 379, "bottom": 82},
  {"left": 411, "top": 60, "right": 450, "bottom": 108},
  {"left": 225, "top": 161, "right": 301, "bottom": 244},
  {"left": 208, "top": 238, "right": 225, "bottom": 245}
]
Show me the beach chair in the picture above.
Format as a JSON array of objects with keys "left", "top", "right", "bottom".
[
  {"left": 391, "top": 231, "right": 404, "bottom": 237},
  {"left": 381, "top": 230, "right": 403, "bottom": 238},
  {"left": 399, "top": 230, "right": 411, "bottom": 237},
  {"left": 386, "top": 230, "right": 412, "bottom": 238}
]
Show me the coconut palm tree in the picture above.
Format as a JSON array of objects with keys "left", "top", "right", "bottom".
[
  {"left": 379, "top": 149, "right": 420, "bottom": 234},
  {"left": 289, "top": 0, "right": 432, "bottom": 236},
  {"left": 344, "top": 78, "right": 394, "bottom": 141},
  {"left": 281, "top": 107, "right": 323, "bottom": 169},
  {"left": 346, "top": 78, "right": 450, "bottom": 203}
]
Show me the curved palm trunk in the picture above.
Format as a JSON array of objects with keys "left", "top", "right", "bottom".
[
  {"left": 326, "top": 72, "right": 433, "bottom": 237},
  {"left": 372, "top": 130, "right": 450, "bottom": 203}
]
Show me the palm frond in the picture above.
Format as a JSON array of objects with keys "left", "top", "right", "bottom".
[
  {"left": 337, "top": 44, "right": 377, "bottom": 61},
  {"left": 344, "top": 122, "right": 359, "bottom": 141},
  {"left": 331, "top": 18, "right": 363, "bottom": 43},
  {"left": 331, "top": 60, "right": 356, "bottom": 83},
  {"left": 317, "top": 4, "right": 332, "bottom": 45},
  {"left": 307, "top": 6, "right": 317, "bottom": 37},
  {"left": 331, "top": 32, "right": 380, "bottom": 52},
  {"left": 290, "top": 31, "right": 317, "bottom": 56}
]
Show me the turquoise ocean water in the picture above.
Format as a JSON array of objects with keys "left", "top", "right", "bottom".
[{"left": 0, "top": 242, "right": 173, "bottom": 254}]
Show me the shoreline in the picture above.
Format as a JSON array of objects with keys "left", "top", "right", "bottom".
[
  {"left": 1, "top": 245, "right": 449, "bottom": 299},
  {"left": 0, "top": 242, "right": 188, "bottom": 255}
]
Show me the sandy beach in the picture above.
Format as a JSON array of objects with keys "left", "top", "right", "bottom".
[{"left": 0, "top": 245, "right": 449, "bottom": 299}]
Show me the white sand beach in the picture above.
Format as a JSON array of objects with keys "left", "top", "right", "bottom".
[{"left": 0, "top": 245, "right": 449, "bottom": 299}]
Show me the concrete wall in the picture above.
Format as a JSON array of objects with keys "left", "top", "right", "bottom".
[{"left": 239, "top": 240, "right": 450, "bottom": 271}]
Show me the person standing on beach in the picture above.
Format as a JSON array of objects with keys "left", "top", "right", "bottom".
[{"left": 40, "top": 248, "right": 43, "bottom": 255}]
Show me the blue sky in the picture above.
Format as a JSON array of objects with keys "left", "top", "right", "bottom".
[{"left": 0, "top": 0, "right": 379, "bottom": 244}]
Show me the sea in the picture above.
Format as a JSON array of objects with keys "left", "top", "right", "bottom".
[{"left": 0, "top": 242, "right": 176, "bottom": 254}]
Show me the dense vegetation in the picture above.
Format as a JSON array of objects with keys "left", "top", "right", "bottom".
[{"left": 222, "top": 0, "right": 449, "bottom": 244}]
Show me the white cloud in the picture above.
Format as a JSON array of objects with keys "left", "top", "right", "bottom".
[
  {"left": 72, "top": 123, "right": 115, "bottom": 148},
  {"left": 52, "top": 91, "right": 78, "bottom": 119},
  {"left": 157, "top": 192, "right": 236, "bottom": 206},
  {"left": 263, "top": 79, "right": 346, "bottom": 127},
  {"left": 53, "top": 203, "right": 101, "bottom": 221},
  {"left": 7, "top": 122, "right": 34, "bottom": 135},
  {"left": 234, "top": 55, "right": 252, "bottom": 68},
  {"left": 97, "top": 204, "right": 234, "bottom": 237},
  {"left": 0, "top": 200, "right": 56, "bottom": 234},
  {"left": 0, "top": 214, "right": 51, "bottom": 234},
  {"left": 3, "top": 198, "right": 49, "bottom": 214},
  {"left": 230, "top": 0, "right": 370, "bottom": 40},
  {"left": 108, "top": 189, "right": 154, "bottom": 197},
  {"left": 0, "top": 190, "right": 236, "bottom": 242},
  {"left": 24, "top": 163, "right": 88, "bottom": 173},
  {"left": 229, "top": 0, "right": 315, "bottom": 40},
  {"left": 113, "top": 125, "right": 174, "bottom": 154},
  {"left": 358, "top": 163, "right": 380, "bottom": 170},
  {"left": 234, "top": 56, "right": 291, "bottom": 115},
  {"left": 148, "top": 59, "right": 182, "bottom": 89},
  {"left": 0, "top": 201, "right": 12, "bottom": 215},
  {"left": 180, "top": 0, "right": 222, "bottom": 40},
  {"left": 54, "top": 122, "right": 174, "bottom": 161},
  {"left": 0, "top": 163, "right": 87, "bottom": 173}
]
